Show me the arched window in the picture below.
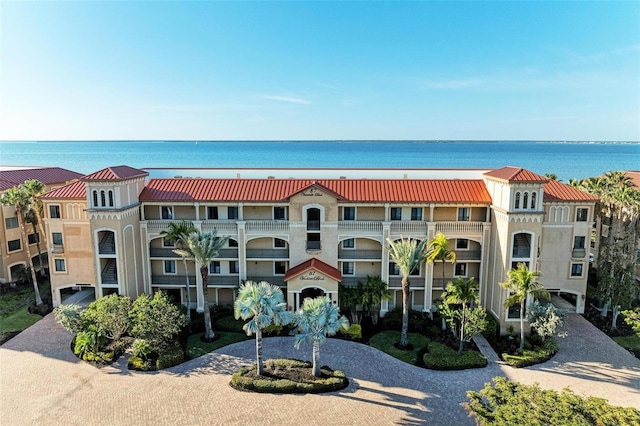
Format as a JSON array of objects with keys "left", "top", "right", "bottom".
[
  {"left": 92, "top": 190, "right": 98, "bottom": 207},
  {"left": 108, "top": 190, "right": 114, "bottom": 207},
  {"left": 515, "top": 192, "right": 520, "bottom": 209},
  {"left": 530, "top": 192, "right": 536, "bottom": 209},
  {"left": 100, "top": 190, "right": 106, "bottom": 207},
  {"left": 523, "top": 192, "right": 529, "bottom": 209}
]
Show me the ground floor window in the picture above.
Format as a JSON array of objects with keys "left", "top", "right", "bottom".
[
  {"left": 274, "top": 261, "right": 287, "bottom": 275},
  {"left": 8, "top": 239, "right": 21, "bottom": 252},
  {"left": 570, "top": 263, "right": 584, "bottom": 277}
]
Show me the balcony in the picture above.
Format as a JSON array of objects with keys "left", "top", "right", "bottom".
[
  {"left": 338, "top": 249, "right": 382, "bottom": 260},
  {"left": 338, "top": 221, "right": 383, "bottom": 233},
  {"left": 51, "top": 244, "right": 64, "bottom": 254},
  {"left": 455, "top": 250, "right": 482, "bottom": 261},
  {"left": 245, "top": 276, "right": 285, "bottom": 287},
  {"left": 306, "top": 241, "right": 321, "bottom": 251},
  {"left": 572, "top": 248, "right": 586, "bottom": 258},
  {"left": 307, "top": 220, "right": 321, "bottom": 231},
  {"left": 200, "top": 220, "right": 238, "bottom": 234},
  {"left": 246, "top": 220, "right": 290, "bottom": 233},
  {"left": 436, "top": 221, "right": 484, "bottom": 235},
  {"left": 340, "top": 276, "right": 361, "bottom": 287},
  {"left": 206, "top": 275, "right": 240, "bottom": 286},
  {"left": 432, "top": 277, "right": 456, "bottom": 289},
  {"left": 218, "top": 248, "right": 239, "bottom": 259},
  {"left": 246, "top": 248, "right": 289, "bottom": 259},
  {"left": 150, "top": 248, "right": 179, "bottom": 258},
  {"left": 388, "top": 276, "right": 422, "bottom": 287},
  {"left": 151, "top": 275, "right": 197, "bottom": 286},
  {"left": 390, "top": 221, "right": 428, "bottom": 234}
]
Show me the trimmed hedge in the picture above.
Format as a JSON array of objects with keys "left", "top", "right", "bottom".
[
  {"left": 423, "top": 342, "right": 488, "bottom": 370},
  {"left": 230, "top": 359, "right": 349, "bottom": 394},
  {"left": 502, "top": 338, "right": 558, "bottom": 368},
  {"left": 338, "top": 324, "right": 362, "bottom": 341},
  {"left": 156, "top": 342, "right": 185, "bottom": 369},
  {"left": 215, "top": 315, "right": 246, "bottom": 333}
]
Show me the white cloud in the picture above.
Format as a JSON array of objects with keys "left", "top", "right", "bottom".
[{"left": 260, "top": 95, "right": 311, "bottom": 105}]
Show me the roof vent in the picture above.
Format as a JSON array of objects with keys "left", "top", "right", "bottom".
[
  {"left": 174, "top": 175, "right": 182, "bottom": 178},
  {"left": 268, "top": 176, "right": 275, "bottom": 179},
  {"left": 340, "top": 176, "right": 347, "bottom": 179}
]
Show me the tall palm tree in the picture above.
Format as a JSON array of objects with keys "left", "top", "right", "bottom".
[
  {"left": 500, "top": 263, "right": 549, "bottom": 351},
  {"left": 0, "top": 186, "right": 42, "bottom": 305},
  {"left": 427, "top": 232, "right": 457, "bottom": 290},
  {"left": 175, "top": 230, "right": 229, "bottom": 340},
  {"left": 443, "top": 277, "right": 479, "bottom": 353},
  {"left": 161, "top": 221, "right": 197, "bottom": 321},
  {"left": 22, "top": 180, "right": 47, "bottom": 277},
  {"left": 25, "top": 209, "right": 44, "bottom": 278},
  {"left": 234, "top": 280, "right": 293, "bottom": 375},
  {"left": 385, "top": 237, "right": 431, "bottom": 348},
  {"left": 295, "top": 296, "right": 349, "bottom": 377}
]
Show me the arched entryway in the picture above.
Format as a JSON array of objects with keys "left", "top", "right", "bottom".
[{"left": 301, "top": 286, "right": 325, "bottom": 302}]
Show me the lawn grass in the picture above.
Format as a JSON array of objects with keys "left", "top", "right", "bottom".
[
  {"left": 186, "top": 331, "right": 248, "bottom": 359},
  {"left": 369, "top": 330, "right": 429, "bottom": 365},
  {"left": 613, "top": 334, "right": 640, "bottom": 351},
  {"left": 0, "top": 305, "right": 42, "bottom": 333}
]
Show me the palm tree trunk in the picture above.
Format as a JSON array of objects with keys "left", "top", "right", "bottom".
[
  {"left": 312, "top": 340, "right": 320, "bottom": 377},
  {"left": 30, "top": 221, "right": 45, "bottom": 278},
  {"left": 182, "top": 257, "right": 191, "bottom": 322},
  {"left": 400, "top": 276, "right": 409, "bottom": 347},
  {"left": 201, "top": 266, "right": 215, "bottom": 340},
  {"left": 458, "top": 303, "right": 465, "bottom": 354},
  {"left": 34, "top": 210, "right": 47, "bottom": 277},
  {"left": 256, "top": 329, "right": 263, "bottom": 375},
  {"left": 519, "top": 299, "right": 525, "bottom": 351},
  {"left": 18, "top": 214, "right": 42, "bottom": 305}
]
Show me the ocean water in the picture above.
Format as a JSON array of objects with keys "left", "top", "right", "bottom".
[{"left": 0, "top": 140, "right": 638, "bottom": 182}]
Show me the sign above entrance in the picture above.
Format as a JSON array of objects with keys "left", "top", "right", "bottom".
[
  {"left": 302, "top": 187, "right": 324, "bottom": 197},
  {"left": 300, "top": 270, "right": 326, "bottom": 281}
]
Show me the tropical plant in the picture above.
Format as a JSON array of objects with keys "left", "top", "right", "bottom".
[
  {"left": 53, "top": 303, "right": 83, "bottom": 333},
  {"left": 621, "top": 308, "right": 640, "bottom": 333},
  {"left": 338, "top": 284, "right": 362, "bottom": 324},
  {"left": 427, "top": 232, "right": 457, "bottom": 291},
  {"left": 0, "top": 186, "right": 42, "bottom": 305},
  {"left": 500, "top": 263, "right": 550, "bottom": 351},
  {"left": 359, "top": 275, "right": 391, "bottom": 325},
  {"left": 295, "top": 296, "right": 349, "bottom": 377},
  {"left": 175, "top": 229, "right": 229, "bottom": 340},
  {"left": 82, "top": 293, "right": 132, "bottom": 341},
  {"left": 22, "top": 179, "right": 47, "bottom": 277},
  {"left": 443, "top": 277, "right": 485, "bottom": 353},
  {"left": 129, "top": 291, "right": 187, "bottom": 348},
  {"left": 161, "top": 221, "right": 197, "bottom": 321},
  {"left": 526, "top": 300, "right": 566, "bottom": 342},
  {"left": 572, "top": 171, "right": 640, "bottom": 329},
  {"left": 234, "top": 280, "right": 293, "bottom": 375},
  {"left": 385, "top": 237, "right": 431, "bottom": 348},
  {"left": 24, "top": 209, "right": 44, "bottom": 278}
]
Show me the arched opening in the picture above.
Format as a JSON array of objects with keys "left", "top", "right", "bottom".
[{"left": 301, "top": 286, "right": 324, "bottom": 302}]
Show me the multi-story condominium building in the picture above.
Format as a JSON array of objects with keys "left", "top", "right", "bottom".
[
  {"left": 0, "top": 167, "right": 83, "bottom": 284},
  {"left": 41, "top": 165, "right": 598, "bottom": 334}
]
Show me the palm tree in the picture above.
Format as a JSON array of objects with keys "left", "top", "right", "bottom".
[
  {"left": 385, "top": 237, "right": 431, "bottom": 348},
  {"left": 500, "top": 263, "right": 549, "bottom": 351},
  {"left": 427, "top": 232, "right": 457, "bottom": 290},
  {"left": 22, "top": 180, "right": 47, "bottom": 277},
  {"left": 0, "top": 186, "right": 42, "bottom": 305},
  {"left": 175, "top": 230, "right": 229, "bottom": 340},
  {"left": 161, "top": 221, "right": 197, "bottom": 321},
  {"left": 443, "top": 277, "right": 479, "bottom": 353},
  {"left": 359, "top": 275, "right": 391, "bottom": 325},
  {"left": 295, "top": 296, "right": 349, "bottom": 377},
  {"left": 234, "top": 280, "right": 293, "bottom": 375}
]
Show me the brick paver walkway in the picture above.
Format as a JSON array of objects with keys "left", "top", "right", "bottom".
[{"left": 1, "top": 313, "right": 639, "bottom": 425}]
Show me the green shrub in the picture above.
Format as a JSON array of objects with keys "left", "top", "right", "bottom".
[
  {"left": 53, "top": 304, "right": 83, "bottom": 333},
  {"left": 230, "top": 359, "right": 348, "bottom": 394},
  {"left": 263, "top": 323, "right": 283, "bottom": 336},
  {"left": 466, "top": 377, "right": 640, "bottom": 425},
  {"left": 74, "top": 326, "right": 107, "bottom": 356},
  {"left": 132, "top": 339, "right": 154, "bottom": 358},
  {"left": 215, "top": 314, "right": 246, "bottom": 333},
  {"left": 130, "top": 291, "right": 187, "bottom": 346},
  {"left": 156, "top": 342, "right": 185, "bottom": 369},
  {"left": 338, "top": 324, "right": 362, "bottom": 340},
  {"left": 423, "top": 341, "right": 487, "bottom": 370},
  {"left": 82, "top": 293, "right": 132, "bottom": 340},
  {"left": 482, "top": 312, "right": 499, "bottom": 341},
  {"left": 128, "top": 355, "right": 154, "bottom": 371},
  {"left": 382, "top": 308, "right": 432, "bottom": 333},
  {"left": 502, "top": 338, "right": 558, "bottom": 368}
]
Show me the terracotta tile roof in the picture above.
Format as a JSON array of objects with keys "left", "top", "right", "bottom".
[
  {"left": 0, "top": 167, "right": 82, "bottom": 190},
  {"left": 82, "top": 166, "right": 148, "bottom": 181},
  {"left": 139, "top": 178, "right": 492, "bottom": 203},
  {"left": 283, "top": 258, "right": 342, "bottom": 282},
  {"left": 483, "top": 166, "right": 548, "bottom": 183},
  {"left": 41, "top": 180, "right": 86, "bottom": 200},
  {"left": 624, "top": 171, "right": 640, "bottom": 188},
  {"left": 543, "top": 179, "right": 599, "bottom": 203}
]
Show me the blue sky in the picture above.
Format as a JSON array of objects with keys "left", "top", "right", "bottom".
[{"left": 1, "top": 1, "right": 638, "bottom": 141}]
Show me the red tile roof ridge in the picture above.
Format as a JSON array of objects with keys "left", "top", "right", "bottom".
[
  {"left": 484, "top": 166, "right": 548, "bottom": 183},
  {"left": 82, "top": 165, "right": 148, "bottom": 181},
  {"left": 283, "top": 258, "right": 342, "bottom": 282},
  {"left": 41, "top": 179, "right": 86, "bottom": 199},
  {"left": 543, "top": 179, "right": 599, "bottom": 202}
]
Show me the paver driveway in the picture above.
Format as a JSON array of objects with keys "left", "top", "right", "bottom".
[{"left": 1, "top": 313, "right": 639, "bottom": 425}]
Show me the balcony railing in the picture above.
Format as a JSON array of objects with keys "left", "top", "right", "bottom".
[
  {"left": 207, "top": 275, "right": 240, "bottom": 286},
  {"left": 436, "top": 221, "right": 484, "bottom": 234},
  {"left": 150, "top": 248, "right": 179, "bottom": 258},
  {"left": 432, "top": 277, "right": 456, "bottom": 289},
  {"left": 98, "top": 243, "right": 115, "bottom": 255},
  {"left": 390, "top": 221, "right": 428, "bottom": 234},
  {"left": 306, "top": 241, "right": 321, "bottom": 251},
  {"left": 337, "top": 221, "right": 383, "bottom": 233},
  {"left": 455, "top": 250, "right": 482, "bottom": 261},
  {"left": 246, "top": 220, "right": 289, "bottom": 233},
  {"left": 200, "top": 221, "right": 238, "bottom": 233},
  {"left": 307, "top": 220, "right": 321, "bottom": 231},
  {"left": 151, "top": 275, "right": 197, "bottom": 286},
  {"left": 338, "top": 249, "right": 382, "bottom": 260},
  {"left": 572, "top": 248, "right": 586, "bottom": 258},
  {"left": 387, "top": 276, "right": 422, "bottom": 287},
  {"left": 246, "top": 248, "right": 289, "bottom": 259},
  {"left": 218, "top": 248, "right": 239, "bottom": 259},
  {"left": 51, "top": 244, "right": 65, "bottom": 254}
]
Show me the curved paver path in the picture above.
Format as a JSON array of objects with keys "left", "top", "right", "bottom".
[{"left": 1, "top": 313, "right": 639, "bottom": 425}]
